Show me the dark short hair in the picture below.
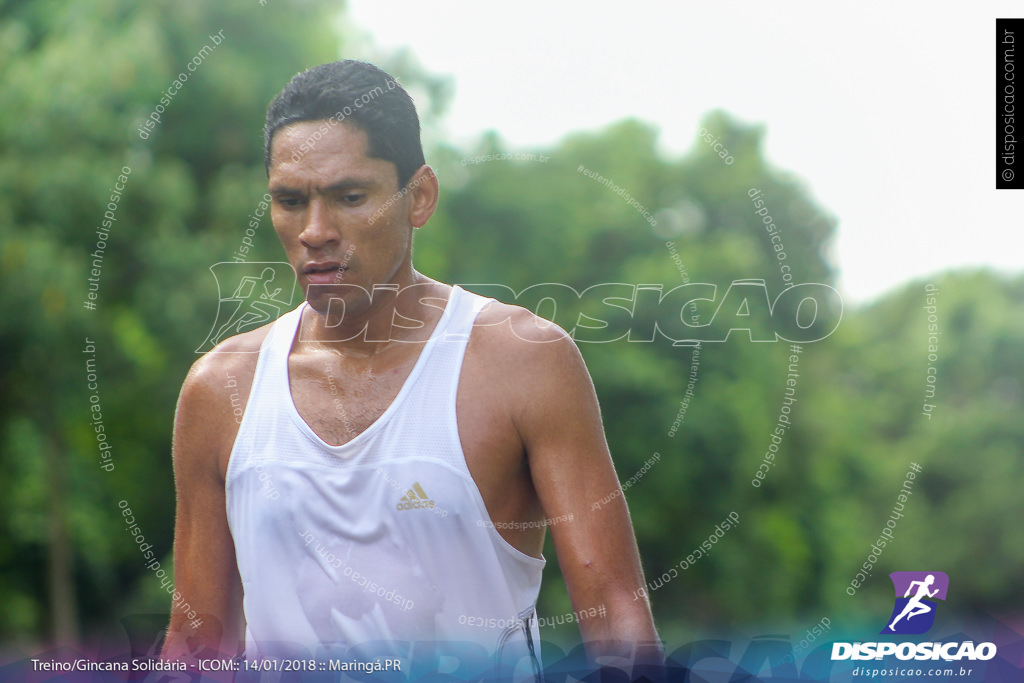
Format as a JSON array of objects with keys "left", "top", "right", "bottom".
[{"left": 264, "top": 60, "right": 424, "bottom": 188}]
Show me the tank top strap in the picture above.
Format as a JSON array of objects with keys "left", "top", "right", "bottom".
[
  {"left": 437, "top": 284, "right": 492, "bottom": 343},
  {"left": 225, "top": 302, "right": 305, "bottom": 484},
  {"left": 261, "top": 300, "right": 306, "bottom": 383},
  {"left": 410, "top": 285, "right": 492, "bottom": 401}
]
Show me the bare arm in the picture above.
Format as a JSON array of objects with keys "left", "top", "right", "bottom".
[
  {"left": 161, "top": 355, "right": 246, "bottom": 659},
  {"left": 508, "top": 313, "right": 662, "bottom": 667}
]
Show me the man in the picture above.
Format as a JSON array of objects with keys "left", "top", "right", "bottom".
[{"left": 162, "top": 60, "right": 660, "bottom": 676}]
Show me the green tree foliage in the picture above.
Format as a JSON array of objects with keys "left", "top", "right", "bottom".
[{"left": 0, "top": 0, "right": 340, "bottom": 644}]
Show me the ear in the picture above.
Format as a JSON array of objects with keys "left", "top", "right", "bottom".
[{"left": 405, "top": 165, "right": 439, "bottom": 229}]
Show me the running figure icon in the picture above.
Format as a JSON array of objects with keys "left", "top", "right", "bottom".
[
  {"left": 195, "top": 262, "right": 297, "bottom": 352},
  {"left": 888, "top": 574, "right": 939, "bottom": 631}
]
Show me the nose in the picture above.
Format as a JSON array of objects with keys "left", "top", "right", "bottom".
[{"left": 298, "top": 198, "right": 338, "bottom": 250}]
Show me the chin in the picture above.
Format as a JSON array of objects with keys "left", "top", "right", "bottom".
[
  {"left": 303, "top": 281, "right": 370, "bottom": 316},
  {"left": 303, "top": 294, "right": 330, "bottom": 317}
]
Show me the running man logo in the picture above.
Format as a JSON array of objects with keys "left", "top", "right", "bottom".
[
  {"left": 196, "top": 262, "right": 298, "bottom": 352},
  {"left": 881, "top": 571, "right": 949, "bottom": 635},
  {"left": 397, "top": 483, "right": 436, "bottom": 511}
]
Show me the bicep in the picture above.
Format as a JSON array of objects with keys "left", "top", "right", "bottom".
[
  {"left": 516, "top": 335, "right": 660, "bottom": 655},
  {"left": 518, "top": 337, "right": 646, "bottom": 599},
  {"left": 163, "top": 368, "right": 244, "bottom": 658}
]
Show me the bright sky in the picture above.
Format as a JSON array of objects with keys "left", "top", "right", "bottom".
[{"left": 345, "top": 1, "right": 1022, "bottom": 304}]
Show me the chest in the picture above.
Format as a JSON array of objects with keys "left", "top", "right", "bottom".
[
  {"left": 282, "top": 342, "right": 537, "bottom": 556},
  {"left": 285, "top": 347, "right": 519, "bottom": 467},
  {"left": 288, "top": 353, "right": 413, "bottom": 447}
]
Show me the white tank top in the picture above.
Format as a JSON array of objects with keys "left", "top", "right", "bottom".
[{"left": 225, "top": 285, "right": 546, "bottom": 676}]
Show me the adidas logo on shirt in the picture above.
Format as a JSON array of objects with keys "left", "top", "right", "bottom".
[{"left": 396, "top": 482, "right": 436, "bottom": 511}]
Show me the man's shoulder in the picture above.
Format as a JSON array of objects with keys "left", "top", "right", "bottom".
[
  {"left": 182, "top": 318, "right": 279, "bottom": 399},
  {"left": 173, "top": 318, "right": 284, "bottom": 465},
  {"left": 473, "top": 299, "right": 571, "bottom": 344},
  {"left": 468, "top": 300, "right": 581, "bottom": 372},
  {"left": 464, "top": 300, "right": 601, "bottom": 452}
]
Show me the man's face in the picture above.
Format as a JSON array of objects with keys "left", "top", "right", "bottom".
[{"left": 267, "top": 120, "right": 419, "bottom": 317}]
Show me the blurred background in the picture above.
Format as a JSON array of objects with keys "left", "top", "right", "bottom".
[{"left": 1, "top": 0, "right": 1021, "bottom": 662}]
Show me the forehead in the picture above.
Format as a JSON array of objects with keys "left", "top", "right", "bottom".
[{"left": 268, "top": 120, "right": 396, "bottom": 187}]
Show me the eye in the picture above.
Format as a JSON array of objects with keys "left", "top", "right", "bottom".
[
  {"left": 340, "top": 193, "right": 365, "bottom": 204},
  {"left": 276, "top": 196, "right": 304, "bottom": 209}
]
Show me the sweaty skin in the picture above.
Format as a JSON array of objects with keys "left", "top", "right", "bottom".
[{"left": 162, "top": 120, "right": 661, "bottom": 666}]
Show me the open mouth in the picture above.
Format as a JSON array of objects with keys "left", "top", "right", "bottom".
[{"left": 303, "top": 262, "right": 348, "bottom": 284}]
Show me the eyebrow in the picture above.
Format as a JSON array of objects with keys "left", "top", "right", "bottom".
[{"left": 268, "top": 178, "right": 380, "bottom": 197}]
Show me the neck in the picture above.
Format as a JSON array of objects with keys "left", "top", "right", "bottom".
[{"left": 298, "top": 269, "right": 449, "bottom": 357}]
